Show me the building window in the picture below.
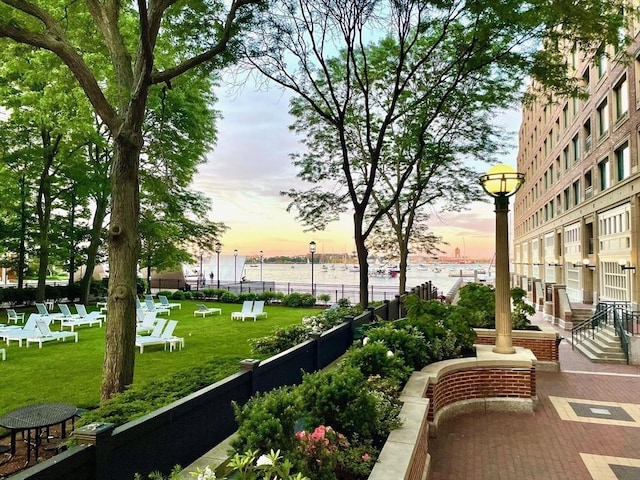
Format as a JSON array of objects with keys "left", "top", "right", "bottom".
[
  {"left": 582, "top": 68, "right": 590, "bottom": 96},
  {"left": 585, "top": 170, "right": 593, "bottom": 199},
  {"left": 599, "top": 158, "right": 610, "bottom": 190},
  {"left": 572, "top": 135, "right": 580, "bottom": 163},
  {"left": 616, "top": 142, "right": 630, "bottom": 181},
  {"left": 597, "top": 53, "right": 607, "bottom": 79},
  {"left": 563, "top": 145, "right": 569, "bottom": 170},
  {"left": 614, "top": 76, "right": 628, "bottom": 121},
  {"left": 597, "top": 99, "right": 609, "bottom": 137},
  {"left": 563, "top": 188, "right": 570, "bottom": 210},
  {"left": 562, "top": 104, "right": 569, "bottom": 129},
  {"left": 583, "top": 119, "right": 591, "bottom": 152},
  {"left": 572, "top": 180, "right": 580, "bottom": 206}
]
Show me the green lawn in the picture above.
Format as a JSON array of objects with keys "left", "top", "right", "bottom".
[{"left": 0, "top": 300, "right": 317, "bottom": 418}]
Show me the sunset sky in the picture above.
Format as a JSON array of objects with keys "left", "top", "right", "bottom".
[{"left": 192, "top": 85, "right": 521, "bottom": 260}]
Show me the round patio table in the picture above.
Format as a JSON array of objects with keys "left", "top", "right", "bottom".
[{"left": 0, "top": 402, "right": 77, "bottom": 466}]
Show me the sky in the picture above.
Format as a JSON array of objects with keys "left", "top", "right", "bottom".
[{"left": 191, "top": 85, "right": 522, "bottom": 260}]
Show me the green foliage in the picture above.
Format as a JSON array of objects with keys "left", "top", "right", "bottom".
[
  {"left": 454, "top": 284, "right": 536, "bottom": 330},
  {"left": 170, "top": 290, "right": 186, "bottom": 300},
  {"left": 220, "top": 291, "right": 240, "bottom": 303},
  {"left": 232, "top": 387, "right": 303, "bottom": 454},
  {"left": 317, "top": 293, "right": 331, "bottom": 305},
  {"left": 296, "top": 367, "right": 386, "bottom": 442},
  {"left": 249, "top": 324, "right": 310, "bottom": 357},
  {"left": 401, "top": 295, "right": 476, "bottom": 361},
  {"left": 340, "top": 342, "right": 412, "bottom": 388},
  {"left": 78, "top": 361, "right": 234, "bottom": 426},
  {"left": 364, "top": 324, "right": 430, "bottom": 371},
  {"left": 455, "top": 283, "right": 496, "bottom": 328},
  {"left": 282, "top": 292, "right": 316, "bottom": 307},
  {"left": 511, "top": 287, "right": 536, "bottom": 330}
]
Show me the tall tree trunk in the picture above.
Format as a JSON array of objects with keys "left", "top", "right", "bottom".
[
  {"left": 353, "top": 210, "right": 369, "bottom": 308},
  {"left": 100, "top": 127, "right": 142, "bottom": 400},
  {"left": 68, "top": 183, "right": 77, "bottom": 288},
  {"left": 36, "top": 132, "right": 57, "bottom": 303},
  {"left": 81, "top": 190, "right": 109, "bottom": 304},
  {"left": 17, "top": 174, "right": 27, "bottom": 290}
]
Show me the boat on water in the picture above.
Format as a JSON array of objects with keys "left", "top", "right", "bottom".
[{"left": 448, "top": 268, "right": 486, "bottom": 277}]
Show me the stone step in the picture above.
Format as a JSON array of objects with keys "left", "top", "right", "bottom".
[
  {"left": 573, "top": 326, "right": 627, "bottom": 364},
  {"left": 575, "top": 341, "right": 627, "bottom": 364}
]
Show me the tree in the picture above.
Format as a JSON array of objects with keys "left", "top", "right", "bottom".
[
  {"left": 0, "top": 0, "right": 264, "bottom": 400},
  {"left": 248, "top": 0, "right": 627, "bottom": 307}
]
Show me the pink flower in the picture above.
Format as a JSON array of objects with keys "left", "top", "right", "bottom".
[{"left": 362, "top": 453, "right": 371, "bottom": 462}]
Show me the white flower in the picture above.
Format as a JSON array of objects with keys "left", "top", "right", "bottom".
[
  {"left": 256, "top": 454, "right": 273, "bottom": 467},
  {"left": 362, "top": 337, "right": 369, "bottom": 345},
  {"left": 191, "top": 465, "right": 216, "bottom": 480},
  {"left": 386, "top": 350, "right": 394, "bottom": 357}
]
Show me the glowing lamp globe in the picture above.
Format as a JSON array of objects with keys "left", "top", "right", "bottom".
[{"left": 480, "top": 164, "right": 524, "bottom": 197}]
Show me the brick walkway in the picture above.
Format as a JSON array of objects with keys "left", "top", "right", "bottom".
[{"left": 427, "top": 313, "right": 640, "bottom": 480}]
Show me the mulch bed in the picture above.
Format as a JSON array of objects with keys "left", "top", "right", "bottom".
[{"left": 0, "top": 425, "right": 68, "bottom": 478}]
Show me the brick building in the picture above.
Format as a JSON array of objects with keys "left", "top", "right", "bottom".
[{"left": 513, "top": 25, "right": 640, "bottom": 317}]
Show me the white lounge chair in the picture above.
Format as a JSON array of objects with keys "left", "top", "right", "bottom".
[
  {"left": 230, "top": 301, "right": 254, "bottom": 321},
  {"left": 135, "top": 318, "right": 169, "bottom": 353},
  {"left": 145, "top": 298, "right": 170, "bottom": 316},
  {"left": 136, "top": 311, "right": 158, "bottom": 334},
  {"left": 75, "top": 304, "right": 106, "bottom": 322},
  {"left": 58, "top": 303, "right": 80, "bottom": 319},
  {"left": 7, "top": 309, "right": 25, "bottom": 324},
  {"left": 161, "top": 320, "right": 184, "bottom": 351},
  {"left": 1, "top": 314, "right": 42, "bottom": 346},
  {"left": 60, "top": 311, "right": 104, "bottom": 332},
  {"left": 26, "top": 319, "right": 78, "bottom": 348},
  {"left": 0, "top": 348, "right": 5, "bottom": 361},
  {"left": 158, "top": 295, "right": 181, "bottom": 310},
  {"left": 194, "top": 303, "right": 222, "bottom": 317},
  {"left": 251, "top": 301, "right": 268, "bottom": 319}
]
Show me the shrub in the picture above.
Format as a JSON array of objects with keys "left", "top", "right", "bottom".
[
  {"left": 511, "top": 286, "right": 536, "bottom": 329},
  {"left": 282, "top": 292, "right": 315, "bottom": 307},
  {"left": 317, "top": 293, "right": 331, "bottom": 305},
  {"left": 232, "top": 387, "right": 303, "bottom": 455},
  {"left": 239, "top": 292, "right": 259, "bottom": 302},
  {"left": 257, "top": 291, "right": 280, "bottom": 304},
  {"left": 249, "top": 324, "right": 310, "bottom": 356},
  {"left": 220, "top": 291, "right": 240, "bottom": 303},
  {"left": 170, "top": 290, "right": 185, "bottom": 300},
  {"left": 455, "top": 283, "right": 495, "bottom": 328},
  {"left": 364, "top": 324, "right": 430, "bottom": 370},
  {"left": 296, "top": 367, "right": 387, "bottom": 442},
  {"left": 340, "top": 341, "right": 412, "bottom": 388},
  {"left": 401, "top": 295, "right": 476, "bottom": 360}
]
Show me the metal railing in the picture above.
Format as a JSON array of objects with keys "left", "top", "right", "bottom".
[{"left": 571, "top": 301, "right": 632, "bottom": 364}]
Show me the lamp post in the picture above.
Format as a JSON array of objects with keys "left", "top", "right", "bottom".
[
  {"left": 234, "top": 249, "right": 238, "bottom": 283},
  {"left": 198, "top": 252, "right": 203, "bottom": 291},
  {"left": 215, "top": 242, "right": 221, "bottom": 290},
  {"left": 259, "top": 250, "right": 264, "bottom": 283},
  {"left": 480, "top": 164, "right": 525, "bottom": 354},
  {"left": 309, "top": 241, "right": 316, "bottom": 297}
]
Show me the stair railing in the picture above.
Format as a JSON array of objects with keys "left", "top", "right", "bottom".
[
  {"left": 571, "top": 304, "right": 610, "bottom": 349},
  {"left": 617, "top": 309, "right": 637, "bottom": 364}
]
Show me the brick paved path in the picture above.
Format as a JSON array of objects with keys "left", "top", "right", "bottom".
[{"left": 428, "top": 314, "right": 640, "bottom": 480}]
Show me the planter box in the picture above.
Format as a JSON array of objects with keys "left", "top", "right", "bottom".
[
  {"left": 474, "top": 325, "right": 560, "bottom": 371},
  {"left": 369, "top": 345, "right": 537, "bottom": 479}
]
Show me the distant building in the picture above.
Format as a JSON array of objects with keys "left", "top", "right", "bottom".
[{"left": 513, "top": 28, "right": 640, "bottom": 316}]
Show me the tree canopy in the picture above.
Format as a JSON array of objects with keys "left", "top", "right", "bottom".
[{"left": 247, "top": 0, "right": 628, "bottom": 306}]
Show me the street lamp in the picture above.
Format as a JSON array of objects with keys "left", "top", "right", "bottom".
[
  {"left": 214, "top": 242, "right": 221, "bottom": 290},
  {"left": 198, "top": 252, "right": 203, "bottom": 291},
  {"left": 234, "top": 249, "right": 238, "bottom": 283},
  {"left": 259, "top": 250, "right": 264, "bottom": 283},
  {"left": 309, "top": 241, "right": 316, "bottom": 297},
  {"left": 480, "top": 164, "right": 525, "bottom": 354}
]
